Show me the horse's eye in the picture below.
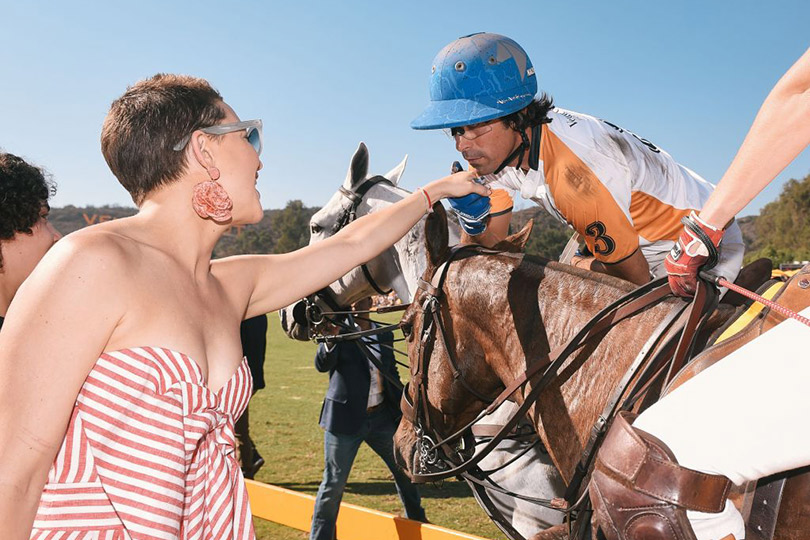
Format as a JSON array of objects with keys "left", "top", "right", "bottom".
[
  {"left": 400, "top": 322, "right": 413, "bottom": 339},
  {"left": 310, "top": 223, "right": 322, "bottom": 234}
]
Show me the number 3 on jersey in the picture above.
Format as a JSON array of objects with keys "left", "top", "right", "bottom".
[{"left": 585, "top": 221, "right": 616, "bottom": 256}]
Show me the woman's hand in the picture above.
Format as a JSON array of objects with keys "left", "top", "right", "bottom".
[{"left": 423, "top": 170, "right": 491, "bottom": 201}]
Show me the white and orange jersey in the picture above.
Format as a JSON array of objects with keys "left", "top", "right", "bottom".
[{"left": 485, "top": 107, "right": 718, "bottom": 265}]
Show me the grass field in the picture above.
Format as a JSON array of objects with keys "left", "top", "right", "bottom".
[{"left": 248, "top": 312, "right": 504, "bottom": 540}]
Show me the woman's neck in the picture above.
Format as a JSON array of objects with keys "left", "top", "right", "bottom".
[{"left": 134, "top": 191, "right": 230, "bottom": 279}]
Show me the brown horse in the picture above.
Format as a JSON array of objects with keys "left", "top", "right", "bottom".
[{"left": 392, "top": 205, "right": 801, "bottom": 539}]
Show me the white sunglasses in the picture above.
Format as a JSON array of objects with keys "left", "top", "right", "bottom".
[{"left": 173, "top": 119, "right": 263, "bottom": 156}]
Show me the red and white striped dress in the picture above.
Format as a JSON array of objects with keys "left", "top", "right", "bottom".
[{"left": 30, "top": 347, "right": 256, "bottom": 540}]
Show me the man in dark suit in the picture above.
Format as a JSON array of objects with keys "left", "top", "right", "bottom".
[
  {"left": 235, "top": 313, "right": 268, "bottom": 479},
  {"left": 309, "top": 297, "right": 426, "bottom": 540}
]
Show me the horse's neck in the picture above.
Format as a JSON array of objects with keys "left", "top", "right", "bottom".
[
  {"left": 537, "top": 262, "right": 640, "bottom": 346},
  {"left": 473, "top": 257, "right": 641, "bottom": 386},
  {"left": 449, "top": 254, "right": 683, "bottom": 483},
  {"left": 389, "top": 219, "right": 428, "bottom": 302}
]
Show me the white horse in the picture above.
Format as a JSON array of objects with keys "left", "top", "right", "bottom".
[
  {"left": 279, "top": 142, "right": 565, "bottom": 539},
  {"left": 280, "top": 142, "right": 457, "bottom": 340}
]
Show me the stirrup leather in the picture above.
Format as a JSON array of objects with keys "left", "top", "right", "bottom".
[{"left": 589, "top": 412, "right": 732, "bottom": 540}]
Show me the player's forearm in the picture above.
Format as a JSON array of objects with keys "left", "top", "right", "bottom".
[{"left": 591, "top": 250, "right": 651, "bottom": 285}]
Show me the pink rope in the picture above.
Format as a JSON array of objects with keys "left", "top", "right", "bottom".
[{"left": 717, "top": 278, "right": 810, "bottom": 328}]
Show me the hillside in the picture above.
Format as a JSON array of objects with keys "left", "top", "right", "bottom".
[
  {"left": 49, "top": 203, "right": 320, "bottom": 258},
  {"left": 48, "top": 172, "right": 810, "bottom": 266},
  {"left": 742, "top": 174, "right": 810, "bottom": 265}
]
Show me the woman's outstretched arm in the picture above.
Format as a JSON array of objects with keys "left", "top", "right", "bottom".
[{"left": 217, "top": 170, "right": 489, "bottom": 317}]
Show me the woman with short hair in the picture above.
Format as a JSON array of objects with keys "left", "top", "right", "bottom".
[{"left": 0, "top": 73, "right": 489, "bottom": 538}]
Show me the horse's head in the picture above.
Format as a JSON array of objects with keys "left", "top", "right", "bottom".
[
  {"left": 280, "top": 142, "right": 412, "bottom": 340},
  {"left": 393, "top": 205, "right": 535, "bottom": 480}
]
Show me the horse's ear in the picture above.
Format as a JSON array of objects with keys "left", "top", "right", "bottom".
[
  {"left": 343, "top": 142, "right": 369, "bottom": 190},
  {"left": 383, "top": 155, "right": 408, "bottom": 186},
  {"left": 493, "top": 219, "right": 534, "bottom": 253},
  {"left": 425, "top": 203, "right": 450, "bottom": 268}
]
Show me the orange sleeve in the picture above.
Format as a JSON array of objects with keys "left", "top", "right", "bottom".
[
  {"left": 489, "top": 188, "right": 513, "bottom": 217},
  {"left": 542, "top": 129, "right": 638, "bottom": 263}
]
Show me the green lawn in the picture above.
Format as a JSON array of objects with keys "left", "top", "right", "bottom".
[{"left": 248, "top": 312, "right": 503, "bottom": 540}]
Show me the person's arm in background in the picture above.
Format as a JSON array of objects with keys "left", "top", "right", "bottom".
[
  {"left": 701, "top": 48, "right": 810, "bottom": 228},
  {"left": 314, "top": 341, "right": 340, "bottom": 373},
  {"left": 666, "top": 48, "right": 810, "bottom": 296},
  {"left": 590, "top": 249, "right": 651, "bottom": 285}
]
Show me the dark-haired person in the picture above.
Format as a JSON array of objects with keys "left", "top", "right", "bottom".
[
  {"left": 0, "top": 153, "right": 61, "bottom": 329},
  {"left": 412, "top": 32, "right": 745, "bottom": 286},
  {"left": 0, "top": 74, "right": 488, "bottom": 538},
  {"left": 588, "top": 48, "right": 810, "bottom": 540}
]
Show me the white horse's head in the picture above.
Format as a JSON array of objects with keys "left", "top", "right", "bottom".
[{"left": 280, "top": 142, "right": 456, "bottom": 341}]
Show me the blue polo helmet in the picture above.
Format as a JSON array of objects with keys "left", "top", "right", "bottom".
[{"left": 411, "top": 32, "right": 538, "bottom": 130}]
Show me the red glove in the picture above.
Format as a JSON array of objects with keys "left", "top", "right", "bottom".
[{"left": 665, "top": 212, "right": 725, "bottom": 297}]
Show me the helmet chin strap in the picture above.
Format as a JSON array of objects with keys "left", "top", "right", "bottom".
[
  {"left": 493, "top": 129, "right": 529, "bottom": 175},
  {"left": 492, "top": 122, "right": 544, "bottom": 175}
]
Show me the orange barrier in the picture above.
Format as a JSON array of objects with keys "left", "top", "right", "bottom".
[{"left": 245, "top": 480, "right": 492, "bottom": 540}]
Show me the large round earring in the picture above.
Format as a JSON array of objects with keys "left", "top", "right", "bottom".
[{"left": 191, "top": 180, "right": 233, "bottom": 222}]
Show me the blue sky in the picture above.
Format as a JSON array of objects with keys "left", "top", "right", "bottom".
[{"left": 1, "top": 0, "right": 808, "bottom": 217}]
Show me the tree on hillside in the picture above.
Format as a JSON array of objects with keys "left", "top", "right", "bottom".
[
  {"left": 745, "top": 173, "right": 810, "bottom": 265},
  {"left": 233, "top": 224, "right": 275, "bottom": 255},
  {"left": 510, "top": 207, "right": 572, "bottom": 260},
  {"left": 272, "top": 200, "right": 314, "bottom": 253}
]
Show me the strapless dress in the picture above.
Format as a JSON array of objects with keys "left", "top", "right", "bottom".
[{"left": 30, "top": 346, "right": 255, "bottom": 540}]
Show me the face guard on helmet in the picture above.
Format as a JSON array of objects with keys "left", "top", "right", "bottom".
[{"left": 411, "top": 32, "right": 538, "bottom": 131}]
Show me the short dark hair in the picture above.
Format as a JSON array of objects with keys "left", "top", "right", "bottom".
[
  {"left": 0, "top": 152, "right": 56, "bottom": 270},
  {"left": 100, "top": 74, "right": 225, "bottom": 205},
  {"left": 501, "top": 93, "right": 554, "bottom": 132}
]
